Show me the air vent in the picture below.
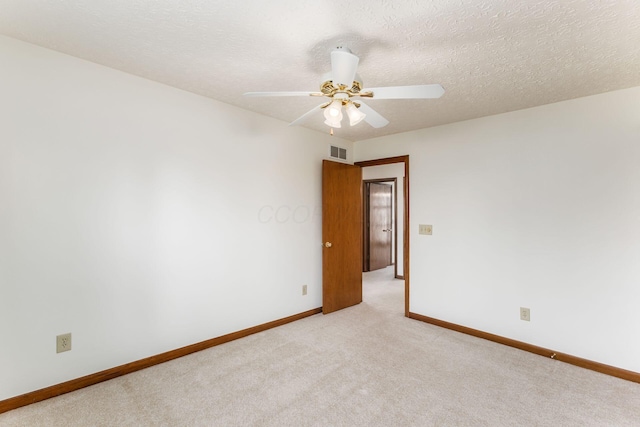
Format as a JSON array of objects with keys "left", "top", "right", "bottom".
[{"left": 330, "top": 145, "right": 347, "bottom": 160}]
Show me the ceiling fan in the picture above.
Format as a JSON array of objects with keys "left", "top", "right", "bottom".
[{"left": 244, "top": 47, "right": 445, "bottom": 130}]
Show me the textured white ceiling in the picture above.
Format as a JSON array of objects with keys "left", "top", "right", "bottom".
[{"left": 1, "top": 0, "right": 639, "bottom": 141}]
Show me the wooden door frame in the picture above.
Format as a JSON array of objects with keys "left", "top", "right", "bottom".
[
  {"left": 362, "top": 178, "right": 398, "bottom": 277},
  {"left": 355, "top": 156, "right": 410, "bottom": 317}
]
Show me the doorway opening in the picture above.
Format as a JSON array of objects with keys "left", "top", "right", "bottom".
[
  {"left": 355, "top": 156, "right": 410, "bottom": 316},
  {"left": 321, "top": 156, "right": 409, "bottom": 316}
]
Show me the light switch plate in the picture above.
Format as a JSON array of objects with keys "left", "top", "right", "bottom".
[{"left": 419, "top": 224, "right": 433, "bottom": 235}]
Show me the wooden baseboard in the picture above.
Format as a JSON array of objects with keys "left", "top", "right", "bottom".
[
  {"left": 0, "top": 307, "right": 322, "bottom": 414},
  {"left": 395, "top": 275, "right": 404, "bottom": 280},
  {"left": 408, "top": 312, "right": 640, "bottom": 384}
]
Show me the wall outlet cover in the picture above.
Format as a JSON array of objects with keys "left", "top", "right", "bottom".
[
  {"left": 520, "top": 307, "right": 530, "bottom": 322},
  {"left": 57, "top": 333, "right": 72, "bottom": 353}
]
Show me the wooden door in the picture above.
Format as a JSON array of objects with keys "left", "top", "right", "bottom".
[
  {"left": 322, "top": 160, "right": 362, "bottom": 314},
  {"left": 368, "top": 183, "right": 392, "bottom": 271}
]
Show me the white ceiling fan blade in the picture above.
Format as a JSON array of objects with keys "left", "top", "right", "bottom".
[
  {"left": 365, "top": 84, "right": 445, "bottom": 99},
  {"left": 244, "top": 91, "right": 316, "bottom": 97},
  {"left": 356, "top": 101, "right": 389, "bottom": 128},
  {"left": 288, "top": 103, "right": 324, "bottom": 127},
  {"left": 331, "top": 49, "right": 359, "bottom": 87}
]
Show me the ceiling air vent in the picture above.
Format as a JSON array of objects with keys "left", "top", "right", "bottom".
[{"left": 330, "top": 145, "right": 347, "bottom": 161}]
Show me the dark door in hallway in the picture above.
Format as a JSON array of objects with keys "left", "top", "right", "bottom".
[
  {"left": 322, "top": 160, "right": 363, "bottom": 314},
  {"left": 367, "top": 182, "right": 392, "bottom": 271}
]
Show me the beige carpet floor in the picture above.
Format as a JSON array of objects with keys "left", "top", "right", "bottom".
[{"left": 2, "top": 267, "right": 640, "bottom": 426}]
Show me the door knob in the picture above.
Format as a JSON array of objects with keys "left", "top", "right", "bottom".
[{"left": 325, "top": 242, "right": 333, "bottom": 248}]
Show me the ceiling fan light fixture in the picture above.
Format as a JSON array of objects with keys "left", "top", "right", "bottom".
[
  {"left": 324, "top": 117, "right": 342, "bottom": 128},
  {"left": 345, "top": 102, "right": 366, "bottom": 126},
  {"left": 323, "top": 99, "right": 343, "bottom": 127}
]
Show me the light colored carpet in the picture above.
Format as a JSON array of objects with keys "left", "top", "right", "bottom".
[{"left": 2, "top": 266, "right": 640, "bottom": 426}]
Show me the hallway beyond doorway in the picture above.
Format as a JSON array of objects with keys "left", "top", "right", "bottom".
[{"left": 362, "top": 266, "right": 404, "bottom": 315}]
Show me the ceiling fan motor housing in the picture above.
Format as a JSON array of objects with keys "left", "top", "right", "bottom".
[{"left": 320, "top": 74, "right": 363, "bottom": 95}]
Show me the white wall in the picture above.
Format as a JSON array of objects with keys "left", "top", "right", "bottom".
[
  {"left": 0, "top": 35, "right": 352, "bottom": 400},
  {"left": 362, "top": 164, "right": 405, "bottom": 276},
  {"left": 355, "top": 86, "right": 640, "bottom": 373}
]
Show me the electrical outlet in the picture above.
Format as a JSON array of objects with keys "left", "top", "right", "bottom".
[
  {"left": 302, "top": 285, "right": 307, "bottom": 296},
  {"left": 419, "top": 224, "right": 433, "bottom": 235},
  {"left": 56, "top": 333, "right": 72, "bottom": 353},
  {"left": 520, "top": 307, "right": 530, "bottom": 322}
]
